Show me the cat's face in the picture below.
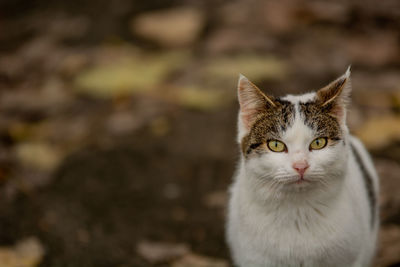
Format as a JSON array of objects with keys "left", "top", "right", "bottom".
[{"left": 237, "top": 69, "right": 351, "bottom": 195}]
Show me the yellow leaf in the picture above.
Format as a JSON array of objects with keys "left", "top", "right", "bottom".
[
  {"left": 0, "top": 237, "right": 44, "bottom": 267},
  {"left": 203, "top": 55, "right": 287, "bottom": 83},
  {"left": 132, "top": 7, "right": 205, "bottom": 47},
  {"left": 177, "top": 87, "right": 227, "bottom": 111},
  {"left": 74, "top": 51, "right": 189, "bottom": 98},
  {"left": 15, "top": 142, "right": 63, "bottom": 171},
  {"left": 355, "top": 115, "right": 400, "bottom": 150}
]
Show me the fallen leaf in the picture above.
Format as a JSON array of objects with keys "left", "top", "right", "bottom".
[
  {"left": 14, "top": 142, "right": 63, "bottom": 171},
  {"left": 137, "top": 240, "right": 189, "bottom": 264},
  {"left": 0, "top": 237, "right": 45, "bottom": 267},
  {"left": 74, "top": 51, "right": 189, "bottom": 98},
  {"left": 203, "top": 191, "right": 227, "bottom": 208},
  {"left": 171, "top": 253, "right": 228, "bottom": 267},
  {"left": 355, "top": 115, "right": 400, "bottom": 150},
  {"left": 203, "top": 55, "right": 287, "bottom": 83},
  {"left": 131, "top": 7, "right": 205, "bottom": 47},
  {"left": 176, "top": 87, "right": 227, "bottom": 111}
]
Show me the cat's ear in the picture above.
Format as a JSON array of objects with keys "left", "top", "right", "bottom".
[
  {"left": 316, "top": 67, "right": 351, "bottom": 124},
  {"left": 237, "top": 74, "right": 275, "bottom": 138}
]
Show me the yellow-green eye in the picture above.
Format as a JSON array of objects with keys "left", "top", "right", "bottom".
[
  {"left": 310, "top": 137, "right": 328, "bottom": 150},
  {"left": 267, "top": 140, "right": 286, "bottom": 152}
]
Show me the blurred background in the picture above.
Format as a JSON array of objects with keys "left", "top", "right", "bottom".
[{"left": 0, "top": 0, "right": 399, "bottom": 266}]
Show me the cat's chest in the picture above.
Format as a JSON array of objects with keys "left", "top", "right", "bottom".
[
  {"left": 234, "top": 201, "right": 362, "bottom": 264},
  {"left": 241, "top": 205, "right": 333, "bottom": 244}
]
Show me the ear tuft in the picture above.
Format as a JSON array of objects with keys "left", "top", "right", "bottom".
[{"left": 345, "top": 65, "right": 351, "bottom": 77}]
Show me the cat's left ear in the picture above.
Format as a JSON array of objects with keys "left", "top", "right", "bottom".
[{"left": 316, "top": 67, "right": 351, "bottom": 124}]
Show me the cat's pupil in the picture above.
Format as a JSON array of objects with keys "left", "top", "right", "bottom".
[{"left": 316, "top": 140, "right": 319, "bottom": 145}]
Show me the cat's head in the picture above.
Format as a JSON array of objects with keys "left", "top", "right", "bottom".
[{"left": 237, "top": 68, "right": 351, "bottom": 196}]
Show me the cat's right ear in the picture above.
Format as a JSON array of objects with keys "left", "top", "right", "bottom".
[
  {"left": 316, "top": 67, "right": 351, "bottom": 125},
  {"left": 237, "top": 74, "right": 274, "bottom": 139}
]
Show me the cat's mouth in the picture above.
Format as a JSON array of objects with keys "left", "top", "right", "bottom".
[
  {"left": 289, "top": 178, "right": 309, "bottom": 185},
  {"left": 280, "top": 176, "right": 313, "bottom": 185},
  {"left": 275, "top": 176, "right": 317, "bottom": 193},
  {"left": 293, "top": 178, "right": 308, "bottom": 184}
]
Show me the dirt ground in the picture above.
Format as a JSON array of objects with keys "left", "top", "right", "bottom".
[{"left": 0, "top": 0, "right": 399, "bottom": 266}]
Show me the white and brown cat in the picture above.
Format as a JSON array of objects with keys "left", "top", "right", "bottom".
[{"left": 226, "top": 68, "right": 379, "bottom": 267}]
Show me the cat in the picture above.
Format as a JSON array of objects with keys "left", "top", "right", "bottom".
[{"left": 226, "top": 68, "right": 379, "bottom": 267}]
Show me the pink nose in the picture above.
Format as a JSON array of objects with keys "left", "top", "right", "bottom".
[{"left": 292, "top": 161, "right": 309, "bottom": 176}]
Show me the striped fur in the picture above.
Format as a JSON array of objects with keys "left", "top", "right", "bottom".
[{"left": 350, "top": 137, "right": 379, "bottom": 228}]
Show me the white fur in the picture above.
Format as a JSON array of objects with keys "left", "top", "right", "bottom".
[
  {"left": 227, "top": 73, "right": 378, "bottom": 267},
  {"left": 282, "top": 93, "right": 316, "bottom": 103}
]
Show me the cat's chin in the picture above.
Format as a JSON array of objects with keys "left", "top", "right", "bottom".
[
  {"left": 278, "top": 176, "right": 318, "bottom": 192},
  {"left": 283, "top": 183, "right": 315, "bottom": 193}
]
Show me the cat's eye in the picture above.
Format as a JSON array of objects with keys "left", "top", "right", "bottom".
[
  {"left": 267, "top": 140, "right": 286, "bottom": 152},
  {"left": 310, "top": 137, "right": 328, "bottom": 150}
]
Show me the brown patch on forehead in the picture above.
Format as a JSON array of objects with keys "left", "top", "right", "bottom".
[
  {"left": 299, "top": 101, "right": 342, "bottom": 140},
  {"left": 241, "top": 99, "right": 295, "bottom": 155}
]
